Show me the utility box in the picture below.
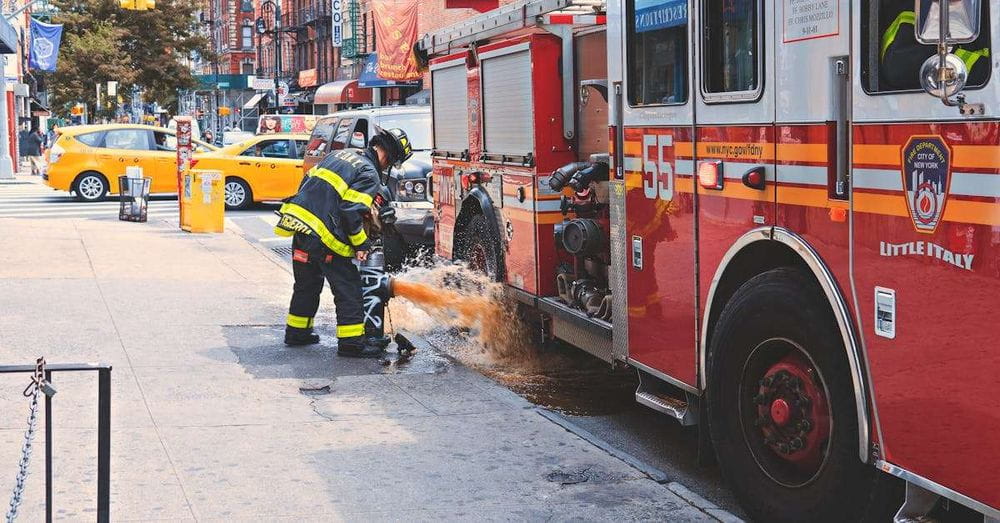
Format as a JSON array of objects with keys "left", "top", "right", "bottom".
[{"left": 180, "top": 170, "right": 224, "bottom": 233}]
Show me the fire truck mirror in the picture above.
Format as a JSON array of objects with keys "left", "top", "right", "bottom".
[
  {"left": 919, "top": 52, "right": 968, "bottom": 99},
  {"left": 914, "top": 0, "right": 981, "bottom": 45}
]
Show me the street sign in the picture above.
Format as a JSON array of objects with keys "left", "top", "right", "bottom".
[
  {"left": 277, "top": 80, "right": 289, "bottom": 106},
  {"left": 252, "top": 77, "right": 275, "bottom": 90},
  {"left": 331, "top": 0, "right": 343, "bottom": 47}
]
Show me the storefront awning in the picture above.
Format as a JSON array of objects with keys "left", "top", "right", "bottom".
[
  {"left": 243, "top": 92, "right": 267, "bottom": 109},
  {"left": 314, "top": 80, "right": 372, "bottom": 106}
]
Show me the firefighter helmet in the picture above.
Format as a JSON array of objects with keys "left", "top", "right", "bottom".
[{"left": 371, "top": 126, "right": 413, "bottom": 167}]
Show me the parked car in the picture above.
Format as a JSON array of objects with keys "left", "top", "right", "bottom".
[
  {"left": 194, "top": 133, "right": 310, "bottom": 210},
  {"left": 303, "top": 106, "right": 433, "bottom": 269},
  {"left": 44, "top": 124, "right": 216, "bottom": 202}
]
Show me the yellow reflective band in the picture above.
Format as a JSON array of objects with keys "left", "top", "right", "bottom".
[
  {"left": 881, "top": 10, "right": 916, "bottom": 61},
  {"left": 287, "top": 314, "right": 313, "bottom": 329},
  {"left": 336, "top": 323, "right": 365, "bottom": 338},
  {"left": 310, "top": 167, "right": 374, "bottom": 207},
  {"left": 280, "top": 203, "right": 355, "bottom": 257},
  {"left": 954, "top": 48, "right": 990, "bottom": 71},
  {"left": 349, "top": 228, "right": 368, "bottom": 246},
  {"left": 274, "top": 226, "right": 293, "bottom": 237}
]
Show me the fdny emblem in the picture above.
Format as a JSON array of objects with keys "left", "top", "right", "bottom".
[{"left": 901, "top": 136, "right": 951, "bottom": 234}]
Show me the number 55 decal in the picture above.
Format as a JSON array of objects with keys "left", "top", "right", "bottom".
[{"left": 642, "top": 134, "right": 674, "bottom": 201}]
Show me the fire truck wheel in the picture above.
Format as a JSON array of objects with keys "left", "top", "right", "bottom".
[
  {"left": 707, "top": 267, "right": 877, "bottom": 522},
  {"left": 458, "top": 214, "right": 500, "bottom": 281},
  {"left": 382, "top": 229, "right": 406, "bottom": 273}
]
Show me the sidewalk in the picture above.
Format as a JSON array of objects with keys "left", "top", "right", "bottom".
[{"left": 0, "top": 213, "right": 724, "bottom": 521}]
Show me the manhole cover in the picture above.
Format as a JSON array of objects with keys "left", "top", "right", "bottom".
[{"left": 271, "top": 246, "right": 294, "bottom": 258}]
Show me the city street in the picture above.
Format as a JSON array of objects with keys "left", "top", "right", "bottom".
[{"left": 0, "top": 175, "right": 740, "bottom": 521}]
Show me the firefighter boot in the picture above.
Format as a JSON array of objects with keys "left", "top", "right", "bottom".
[
  {"left": 284, "top": 327, "right": 321, "bottom": 346},
  {"left": 336, "top": 339, "right": 386, "bottom": 358}
]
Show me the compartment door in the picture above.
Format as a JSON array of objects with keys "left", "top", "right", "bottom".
[
  {"left": 619, "top": 0, "right": 698, "bottom": 388},
  {"left": 850, "top": 0, "right": 1000, "bottom": 508}
]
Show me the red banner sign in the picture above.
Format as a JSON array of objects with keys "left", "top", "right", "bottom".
[
  {"left": 444, "top": 0, "right": 497, "bottom": 12},
  {"left": 372, "top": 0, "right": 421, "bottom": 82}
]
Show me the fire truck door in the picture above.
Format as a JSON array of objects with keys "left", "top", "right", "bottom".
[
  {"left": 773, "top": 0, "right": 852, "bottom": 326},
  {"left": 849, "top": 0, "right": 1000, "bottom": 510},
  {"left": 693, "top": 0, "right": 778, "bottom": 386},
  {"left": 618, "top": 0, "right": 700, "bottom": 388}
]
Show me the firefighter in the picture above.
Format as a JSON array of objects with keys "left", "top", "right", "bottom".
[
  {"left": 879, "top": 0, "right": 990, "bottom": 91},
  {"left": 276, "top": 127, "right": 411, "bottom": 358}
]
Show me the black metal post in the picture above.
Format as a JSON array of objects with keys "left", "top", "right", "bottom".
[
  {"left": 45, "top": 369, "right": 52, "bottom": 523},
  {"left": 275, "top": 1, "right": 282, "bottom": 82},
  {"left": 0, "top": 363, "right": 113, "bottom": 519},
  {"left": 97, "top": 367, "right": 111, "bottom": 523}
]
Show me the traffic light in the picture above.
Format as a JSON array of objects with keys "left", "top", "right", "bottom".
[
  {"left": 70, "top": 105, "right": 83, "bottom": 116},
  {"left": 218, "top": 106, "right": 231, "bottom": 117},
  {"left": 119, "top": 0, "right": 154, "bottom": 10}
]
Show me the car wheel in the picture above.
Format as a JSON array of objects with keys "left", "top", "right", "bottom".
[
  {"left": 224, "top": 177, "right": 252, "bottom": 210},
  {"left": 707, "top": 267, "right": 881, "bottom": 523},
  {"left": 73, "top": 172, "right": 108, "bottom": 202},
  {"left": 457, "top": 214, "right": 501, "bottom": 281}
]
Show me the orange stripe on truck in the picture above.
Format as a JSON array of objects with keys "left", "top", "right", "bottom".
[{"left": 953, "top": 145, "right": 1000, "bottom": 170}]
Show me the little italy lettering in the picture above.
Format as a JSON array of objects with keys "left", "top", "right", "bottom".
[{"left": 879, "top": 241, "right": 974, "bottom": 271}]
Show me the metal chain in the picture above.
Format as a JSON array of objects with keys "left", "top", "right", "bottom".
[{"left": 6, "top": 360, "right": 44, "bottom": 523}]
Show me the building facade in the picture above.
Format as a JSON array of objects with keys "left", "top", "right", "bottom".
[
  {"left": 196, "top": 0, "right": 502, "bottom": 116},
  {"left": 203, "top": 0, "right": 258, "bottom": 75}
]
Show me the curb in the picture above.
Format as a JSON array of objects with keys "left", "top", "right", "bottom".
[
  {"left": 537, "top": 408, "right": 743, "bottom": 523},
  {"left": 406, "top": 326, "right": 744, "bottom": 523}
]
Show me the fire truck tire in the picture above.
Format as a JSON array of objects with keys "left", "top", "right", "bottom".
[
  {"left": 457, "top": 214, "right": 500, "bottom": 281},
  {"left": 382, "top": 229, "right": 406, "bottom": 272},
  {"left": 706, "top": 267, "right": 878, "bottom": 523}
]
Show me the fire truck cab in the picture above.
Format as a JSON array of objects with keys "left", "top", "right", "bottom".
[{"left": 420, "top": 0, "right": 1000, "bottom": 520}]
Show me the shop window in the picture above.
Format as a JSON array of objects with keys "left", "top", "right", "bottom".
[
  {"left": 626, "top": 0, "right": 689, "bottom": 105},
  {"left": 702, "top": 0, "right": 761, "bottom": 99}
]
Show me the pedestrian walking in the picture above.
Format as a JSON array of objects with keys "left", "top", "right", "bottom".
[
  {"left": 203, "top": 130, "right": 214, "bottom": 145},
  {"left": 274, "top": 126, "right": 410, "bottom": 358},
  {"left": 24, "top": 127, "right": 45, "bottom": 176},
  {"left": 46, "top": 124, "right": 60, "bottom": 148}
]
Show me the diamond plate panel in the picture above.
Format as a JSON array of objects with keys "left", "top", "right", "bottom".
[{"left": 608, "top": 180, "right": 628, "bottom": 361}]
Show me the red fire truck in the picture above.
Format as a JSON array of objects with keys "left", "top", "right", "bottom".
[{"left": 418, "top": 0, "right": 1000, "bottom": 520}]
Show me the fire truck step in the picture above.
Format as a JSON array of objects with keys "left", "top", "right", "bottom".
[{"left": 635, "top": 390, "right": 698, "bottom": 426}]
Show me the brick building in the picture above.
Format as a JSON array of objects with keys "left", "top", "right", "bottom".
[
  {"left": 199, "top": 0, "right": 502, "bottom": 114},
  {"left": 202, "top": 0, "right": 259, "bottom": 75}
]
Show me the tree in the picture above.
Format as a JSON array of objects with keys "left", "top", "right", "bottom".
[
  {"left": 46, "top": 22, "right": 135, "bottom": 118},
  {"left": 45, "top": 0, "right": 213, "bottom": 114}
]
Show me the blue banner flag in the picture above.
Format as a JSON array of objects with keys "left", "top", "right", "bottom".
[
  {"left": 29, "top": 18, "right": 63, "bottom": 72},
  {"left": 634, "top": 0, "right": 687, "bottom": 33}
]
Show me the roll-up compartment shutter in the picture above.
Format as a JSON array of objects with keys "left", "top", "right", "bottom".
[
  {"left": 431, "top": 63, "right": 469, "bottom": 153},
  {"left": 481, "top": 48, "right": 534, "bottom": 157}
]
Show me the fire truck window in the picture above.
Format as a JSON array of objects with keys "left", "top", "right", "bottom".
[
  {"left": 702, "top": 0, "right": 760, "bottom": 96},
  {"left": 626, "top": 0, "right": 689, "bottom": 106},
  {"left": 862, "top": 0, "right": 991, "bottom": 93}
]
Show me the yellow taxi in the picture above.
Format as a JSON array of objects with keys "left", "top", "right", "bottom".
[
  {"left": 45, "top": 124, "right": 217, "bottom": 201},
  {"left": 193, "top": 133, "right": 310, "bottom": 210}
]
